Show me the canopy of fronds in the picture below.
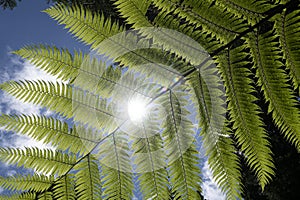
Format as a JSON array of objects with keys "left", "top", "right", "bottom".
[{"left": 0, "top": 0, "right": 299, "bottom": 199}]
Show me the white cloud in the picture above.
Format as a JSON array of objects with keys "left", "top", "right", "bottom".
[
  {"left": 12, "top": 59, "right": 58, "bottom": 82},
  {"left": 202, "top": 161, "right": 226, "bottom": 200},
  {"left": 0, "top": 94, "right": 41, "bottom": 115},
  {"left": 11, "top": 135, "right": 55, "bottom": 150}
]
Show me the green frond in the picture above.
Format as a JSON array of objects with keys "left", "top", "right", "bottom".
[
  {"left": 74, "top": 155, "right": 102, "bottom": 200},
  {"left": 188, "top": 58, "right": 227, "bottom": 144},
  {"left": 188, "top": 58, "right": 243, "bottom": 198},
  {"left": 0, "top": 114, "right": 100, "bottom": 155},
  {"left": 88, "top": 29, "right": 182, "bottom": 80},
  {"left": 1, "top": 2, "right": 299, "bottom": 200},
  {"left": 74, "top": 64, "right": 122, "bottom": 99},
  {"left": 97, "top": 131, "right": 133, "bottom": 200},
  {"left": 208, "top": 129, "right": 243, "bottom": 200},
  {"left": 0, "top": 80, "right": 119, "bottom": 132},
  {"left": 0, "top": 174, "right": 53, "bottom": 192},
  {"left": 133, "top": 27, "right": 210, "bottom": 67},
  {"left": 44, "top": 3, "right": 197, "bottom": 81},
  {"left": 215, "top": 0, "right": 277, "bottom": 14},
  {"left": 158, "top": 88, "right": 201, "bottom": 199},
  {"left": 128, "top": 105, "right": 170, "bottom": 199},
  {"left": 0, "top": 192, "right": 36, "bottom": 200},
  {"left": 132, "top": 133, "right": 170, "bottom": 200},
  {"left": 246, "top": 30, "right": 300, "bottom": 151},
  {"left": 113, "top": 0, "right": 205, "bottom": 66},
  {"left": 178, "top": 0, "right": 248, "bottom": 32},
  {"left": 43, "top": 4, "right": 125, "bottom": 52},
  {"left": 205, "top": 0, "right": 265, "bottom": 25},
  {"left": 53, "top": 174, "right": 76, "bottom": 200},
  {"left": 115, "top": 49, "right": 186, "bottom": 88},
  {"left": 0, "top": 147, "right": 76, "bottom": 176},
  {"left": 13, "top": 45, "right": 78, "bottom": 83},
  {"left": 82, "top": 27, "right": 191, "bottom": 90},
  {"left": 216, "top": 45, "right": 275, "bottom": 189},
  {"left": 113, "top": 0, "right": 152, "bottom": 28},
  {"left": 113, "top": 0, "right": 233, "bottom": 65},
  {"left": 13, "top": 45, "right": 123, "bottom": 98},
  {"left": 37, "top": 192, "right": 53, "bottom": 200},
  {"left": 152, "top": 11, "right": 222, "bottom": 54},
  {"left": 150, "top": 0, "right": 246, "bottom": 43},
  {"left": 273, "top": 7, "right": 300, "bottom": 91}
]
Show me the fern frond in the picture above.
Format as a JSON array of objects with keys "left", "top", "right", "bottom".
[
  {"left": 113, "top": 0, "right": 152, "bottom": 28},
  {"left": 216, "top": 45, "right": 275, "bottom": 190},
  {"left": 113, "top": 0, "right": 196, "bottom": 66},
  {"left": 97, "top": 131, "right": 133, "bottom": 200},
  {"left": 0, "top": 174, "right": 53, "bottom": 193},
  {"left": 188, "top": 58, "right": 244, "bottom": 198},
  {"left": 246, "top": 30, "right": 300, "bottom": 151},
  {"left": 114, "top": 0, "right": 224, "bottom": 65},
  {"left": 13, "top": 45, "right": 78, "bottom": 83},
  {"left": 179, "top": 0, "right": 248, "bottom": 31},
  {"left": 152, "top": 11, "right": 223, "bottom": 54},
  {"left": 150, "top": 0, "right": 246, "bottom": 43},
  {"left": 0, "top": 80, "right": 119, "bottom": 131},
  {"left": 0, "top": 192, "right": 36, "bottom": 200},
  {"left": 43, "top": 4, "right": 125, "bottom": 51},
  {"left": 158, "top": 88, "right": 201, "bottom": 199},
  {"left": 205, "top": 0, "right": 265, "bottom": 25},
  {"left": 216, "top": 0, "right": 277, "bottom": 14},
  {"left": 116, "top": 48, "right": 185, "bottom": 87},
  {"left": 0, "top": 114, "right": 100, "bottom": 155},
  {"left": 208, "top": 129, "right": 242, "bottom": 200},
  {"left": 132, "top": 133, "right": 169, "bottom": 200},
  {"left": 87, "top": 28, "right": 187, "bottom": 86},
  {"left": 13, "top": 45, "right": 123, "bottom": 98},
  {"left": 0, "top": 147, "right": 76, "bottom": 176},
  {"left": 53, "top": 174, "right": 76, "bottom": 200},
  {"left": 273, "top": 7, "right": 300, "bottom": 91},
  {"left": 44, "top": 3, "right": 195, "bottom": 83},
  {"left": 74, "top": 154, "right": 102, "bottom": 200}
]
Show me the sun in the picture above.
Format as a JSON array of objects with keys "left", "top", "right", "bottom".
[{"left": 127, "top": 97, "right": 148, "bottom": 123}]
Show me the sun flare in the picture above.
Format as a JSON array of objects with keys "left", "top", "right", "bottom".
[{"left": 127, "top": 97, "right": 148, "bottom": 122}]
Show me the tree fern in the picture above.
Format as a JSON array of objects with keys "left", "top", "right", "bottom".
[
  {"left": 0, "top": 0, "right": 299, "bottom": 199},
  {"left": 206, "top": 0, "right": 265, "bottom": 25}
]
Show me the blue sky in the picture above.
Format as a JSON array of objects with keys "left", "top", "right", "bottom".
[{"left": 0, "top": 2, "right": 225, "bottom": 199}]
